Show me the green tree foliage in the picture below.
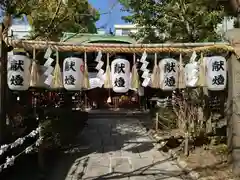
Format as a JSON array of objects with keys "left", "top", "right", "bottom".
[
  {"left": 0, "top": 0, "right": 99, "bottom": 40},
  {"left": 119, "top": 0, "right": 226, "bottom": 43}
]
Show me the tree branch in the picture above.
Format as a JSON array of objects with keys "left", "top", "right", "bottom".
[
  {"left": 46, "top": 0, "right": 62, "bottom": 32},
  {"left": 175, "top": 1, "right": 195, "bottom": 41}
]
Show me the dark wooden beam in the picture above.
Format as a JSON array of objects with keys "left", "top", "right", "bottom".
[
  {"left": 217, "top": 0, "right": 240, "bottom": 16},
  {"left": 230, "top": 0, "right": 240, "bottom": 12},
  {"left": 0, "top": 23, "right": 8, "bottom": 144}
]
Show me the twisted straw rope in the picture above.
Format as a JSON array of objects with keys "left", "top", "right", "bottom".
[{"left": 1, "top": 24, "right": 235, "bottom": 54}]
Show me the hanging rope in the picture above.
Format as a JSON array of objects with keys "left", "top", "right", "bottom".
[
  {"left": 151, "top": 53, "right": 160, "bottom": 88},
  {"left": 131, "top": 53, "right": 139, "bottom": 90},
  {"left": 104, "top": 53, "right": 112, "bottom": 88},
  {"left": 0, "top": 26, "right": 234, "bottom": 54},
  {"left": 83, "top": 52, "right": 90, "bottom": 89},
  {"left": 29, "top": 48, "right": 40, "bottom": 87},
  {"left": 5, "top": 44, "right": 235, "bottom": 54},
  {"left": 177, "top": 54, "right": 186, "bottom": 89},
  {"left": 51, "top": 51, "right": 63, "bottom": 88},
  {"left": 104, "top": 53, "right": 112, "bottom": 103},
  {"left": 197, "top": 53, "right": 206, "bottom": 87}
]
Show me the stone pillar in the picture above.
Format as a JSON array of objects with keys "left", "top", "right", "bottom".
[{"left": 226, "top": 28, "right": 240, "bottom": 176}]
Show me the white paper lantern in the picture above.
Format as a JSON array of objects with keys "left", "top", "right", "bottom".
[
  {"left": 111, "top": 58, "right": 130, "bottom": 93},
  {"left": 206, "top": 56, "right": 227, "bottom": 91},
  {"left": 63, "top": 57, "right": 84, "bottom": 90},
  {"left": 7, "top": 55, "right": 31, "bottom": 90},
  {"left": 185, "top": 62, "right": 199, "bottom": 87},
  {"left": 159, "top": 58, "right": 178, "bottom": 91}
]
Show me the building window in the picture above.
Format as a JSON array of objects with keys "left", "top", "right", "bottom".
[{"left": 122, "top": 29, "right": 130, "bottom": 36}]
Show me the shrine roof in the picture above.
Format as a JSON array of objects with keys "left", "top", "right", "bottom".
[{"left": 60, "top": 32, "right": 136, "bottom": 44}]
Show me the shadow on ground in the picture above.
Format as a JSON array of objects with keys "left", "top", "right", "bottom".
[
  {"left": 1, "top": 115, "right": 190, "bottom": 180},
  {"left": 56, "top": 154, "right": 191, "bottom": 180}
]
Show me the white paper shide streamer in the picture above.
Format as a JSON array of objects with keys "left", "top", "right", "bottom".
[
  {"left": 185, "top": 62, "right": 199, "bottom": 87},
  {"left": 0, "top": 137, "right": 42, "bottom": 172},
  {"left": 184, "top": 51, "right": 199, "bottom": 87},
  {"left": 7, "top": 55, "right": 31, "bottom": 90},
  {"left": 159, "top": 58, "right": 178, "bottom": 91},
  {"left": 95, "top": 51, "right": 104, "bottom": 83},
  {"left": 0, "top": 127, "right": 42, "bottom": 173},
  {"left": 139, "top": 51, "right": 150, "bottom": 87},
  {"left": 63, "top": 57, "right": 84, "bottom": 90},
  {"left": 43, "top": 47, "right": 54, "bottom": 87},
  {"left": 0, "top": 127, "right": 40, "bottom": 156},
  {"left": 206, "top": 56, "right": 227, "bottom": 91},
  {"left": 111, "top": 58, "right": 130, "bottom": 93}
]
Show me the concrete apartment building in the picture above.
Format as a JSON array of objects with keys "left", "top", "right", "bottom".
[
  {"left": 8, "top": 17, "right": 31, "bottom": 39},
  {"left": 114, "top": 24, "right": 138, "bottom": 36},
  {"left": 114, "top": 17, "right": 235, "bottom": 39},
  {"left": 7, "top": 16, "right": 235, "bottom": 40},
  {"left": 9, "top": 24, "right": 31, "bottom": 39}
]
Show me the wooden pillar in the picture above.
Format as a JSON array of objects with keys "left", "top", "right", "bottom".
[
  {"left": 224, "top": 29, "right": 240, "bottom": 176},
  {"left": 0, "top": 24, "right": 8, "bottom": 144},
  {"left": 227, "top": 51, "right": 240, "bottom": 176}
]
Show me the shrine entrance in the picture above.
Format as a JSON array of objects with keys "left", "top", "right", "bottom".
[
  {"left": 85, "top": 88, "right": 142, "bottom": 110},
  {"left": 74, "top": 43, "right": 146, "bottom": 111},
  {"left": 60, "top": 36, "right": 144, "bottom": 111},
  {"left": 2, "top": 24, "right": 240, "bottom": 177}
]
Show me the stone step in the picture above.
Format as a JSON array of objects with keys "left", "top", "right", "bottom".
[
  {"left": 87, "top": 109, "right": 150, "bottom": 119},
  {"left": 87, "top": 114, "right": 150, "bottom": 119}
]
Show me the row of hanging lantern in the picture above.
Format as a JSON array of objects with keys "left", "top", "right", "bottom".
[
  {"left": 148, "top": 52, "right": 227, "bottom": 91},
  {"left": 6, "top": 50, "right": 133, "bottom": 93},
  {"left": 184, "top": 54, "right": 227, "bottom": 91},
  {"left": 7, "top": 49, "right": 227, "bottom": 92}
]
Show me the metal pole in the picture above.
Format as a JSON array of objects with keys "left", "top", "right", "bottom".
[
  {"left": 155, "top": 112, "right": 159, "bottom": 131},
  {"left": 0, "top": 23, "right": 8, "bottom": 144},
  {"left": 238, "top": 12, "right": 240, "bottom": 28}
]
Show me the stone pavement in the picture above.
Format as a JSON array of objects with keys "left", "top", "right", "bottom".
[{"left": 49, "top": 117, "right": 189, "bottom": 180}]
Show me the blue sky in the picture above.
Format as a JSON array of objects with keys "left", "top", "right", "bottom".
[
  {"left": 88, "top": 0, "right": 128, "bottom": 30},
  {"left": 0, "top": 0, "right": 129, "bottom": 28}
]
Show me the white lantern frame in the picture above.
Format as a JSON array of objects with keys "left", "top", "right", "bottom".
[
  {"left": 63, "top": 57, "right": 84, "bottom": 91},
  {"left": 159, "top": 58, "right": 178, "bottom": 91},
  {"left": 111, "top": 58, "right": 130, "bottom": 93},
  {"left": 7, "top": 54, "right": 31, "bottom": 91},
  {"left": 206, "top": 56, "right": 227, "bottom": 91}
]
